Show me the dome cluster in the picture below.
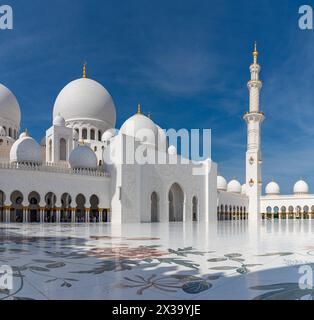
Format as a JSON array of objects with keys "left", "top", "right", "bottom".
[
  {"left": 265, "top": 178, "right": 309, "bottom": 195},
  {"left": 217, "top": 175, "right": 243, "bottom": 194}
]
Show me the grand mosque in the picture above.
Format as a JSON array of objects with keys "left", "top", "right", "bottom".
[{"left": 0, "top": 44, "right": 311, "bottom": 224}]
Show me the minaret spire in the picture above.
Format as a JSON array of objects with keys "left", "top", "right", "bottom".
[
  {"left": 243, "top": 43, "right": 265, "bottom": 221},
  {"left": 253, "top": 41, "right": 258, "bottom": 64}
]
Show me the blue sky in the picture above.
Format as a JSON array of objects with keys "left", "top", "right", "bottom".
[{"left": 1, "top": 0, "right": 314, "bottom": 194}]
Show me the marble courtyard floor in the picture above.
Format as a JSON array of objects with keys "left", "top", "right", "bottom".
[{"left": 1, "top": 221, "right": 314, "bottom": 300}]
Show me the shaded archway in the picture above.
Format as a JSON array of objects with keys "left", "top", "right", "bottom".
[
  {"left": 168, "top": 183, "right": 184, "bottom": 222},
  {"left": 304, "top": 205, "right": 309, "bottom": 219},
  {"left": 61, "top": 193, "right": 72, "bottom": 222},
  {"left": 266, "top": 206, "right": 272, "bottom": 220},
  {"left": 192, "top": 196, "right": 198, "bottom": 222},
  {"left": 59, "top": 138, "right": 66, "bottom": 161},
  {"left": 288, "top": 206, "right": 294, "bottom": 219},
  {"left": 90, "top": 194, "right": 99, "bottom": 222},
  {"left": 273, "top": 206, "right": 279, "bottom": 219},
  {"left": 48, "top": 139, "right": 52, "bottom": 162},
  {"left": 28, "top": 192, "right": 40, "bottom": 223},
  {"left": 0, "top": 190, "right": 5, "bottom": 222},
  {"left": 90, "top": 129, "right": 95, "bottom": 140},
  {"left": 296, "top": 206, "right": 302, "bottom": 219},
  {"left": 10, "top": 191, "right": 23, "bottom": 223},
  {"left": 45, "top": 192, "right": 56, "bottom": 223},
  {"left": 76, "top": 194, "right": 86, "bottom": 223},
  {"left": 151, "top": 192, "right": 159, "bottom": 222},
  {"left": 82, "top": 128, "right": 88, "bottom": 140},
  {"left": 281, "top": 206, "right": 286, "bottom": 219}
]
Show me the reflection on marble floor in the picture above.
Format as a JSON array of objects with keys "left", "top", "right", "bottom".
[{"left": 1, "top": 220, "right": 314, "bottom": 300}]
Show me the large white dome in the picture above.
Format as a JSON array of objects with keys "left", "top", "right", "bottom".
[
  {"left": 120, "top": 110, "right": 158, "bottom": 146},
  {"left": 217, "top": 175, "right": 227, "bottom": 191},
  {"left": 265, "top": 181, "right": 280, "bottom": 195},
  {"left": 227, "top": 179, "right": 242, "bottom": 194},
  {"left": 69, "top": 144, "right": 97, "bottom": 169},
  {"left": 0, "top": 83, "right": 21, "bottom": 127},
  {"left": 10, "top": 133, "right": 41, "bottom": 164},
  {"left": 53, "top": 78, "right": 116, "bottom": 130},
  {"left": 293, "top": 179, "right": 309, "bottom": 195}
]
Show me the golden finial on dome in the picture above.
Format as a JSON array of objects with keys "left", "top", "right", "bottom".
[
  {"left": 25, "top": 128, "right": 29, "bottom": 137},
  {"left": 148, "top": 112, "right": 151, "bottom": 119},
  {"left": 82, "top": 62, "right": 87, "bottom": 79},
  {"left": 137, "top": 103, "right": 142, "bottom": 114}
]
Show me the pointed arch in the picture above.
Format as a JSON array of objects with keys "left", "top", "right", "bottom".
[
  {"left": 151, "top": 191, "right": 159, "bottom": 222},
  {"left": 168, "top": 183, "right": 184, "bottom": 222}
]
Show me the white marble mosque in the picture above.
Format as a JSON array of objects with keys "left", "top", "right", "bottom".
[
  {"left": 0, "top": 45, "right": 314, "bottom": 300},
  {"left": 0, "top": 44, "right": 312, "bottom": 226}
]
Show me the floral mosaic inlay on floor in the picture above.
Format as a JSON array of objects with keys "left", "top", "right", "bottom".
[{"left": 1, "top": 221, "right": 314, "bottom": 300}]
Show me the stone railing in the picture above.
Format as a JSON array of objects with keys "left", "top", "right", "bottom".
[{"left": 0, "top": 161, "right": 109, "bottom": 178}]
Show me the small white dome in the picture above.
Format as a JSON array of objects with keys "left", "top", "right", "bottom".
[
  {"left": 53, "top": 78, "right": 116, "bottom": 131},
  {"left": 156, "top": 125, "right": 167, "bottom": 151},
  {"left": 102, "top": 128, "right": 116, "bottom": 142},
  {"left": 265, "top": 181, "right": 280, "bottom": 195},
  {"left": 242, "top": 183, "right": 246, "bottom": 195},
  {"left": 53, "top": 114, "right": 65, "bottom": 126},
  {"left": 217, "top": 175, "right": 227, "bottom": 191},
  {"left": 227, "top": 179, "right": 242, "bottom": 194},
  {"left": 10, "top": 133, "right": 41, "bottom": 164},
  {"left": 293, "top": 179, "right": 309, "bottom": 194},
  {"left": 168, "top": 145, "right": 177, "bottom": 155},
  {"left": 69, "top": 144, "right": 97, "bottom": 169},
  {"left": 0, "top": 126, "right": 5, "bottom": 137},
  {"left": 0, "top": 84, "right": 21, "bottom": 127},
  {"left": 120, "top": 111, "right": 158, "bottom": 146}
]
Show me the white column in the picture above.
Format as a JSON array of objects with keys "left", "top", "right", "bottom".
[
  {"left": 71, "top": 209, "right": 76, "bottom": 223},
  {"left": 23, "top": 208, "right": 28, "bottom": 223},
  {"left": 5, "top": 208, "right": 10, "bottom": 223},
  {"left": 56, "top": 209, "right": 61, "bottom": 223},
  {"left": 40, "top": 209, "right": 45, "bottom": 223},
  {"left": 85, "top": 209, "right": 90, "bottom": 223}
]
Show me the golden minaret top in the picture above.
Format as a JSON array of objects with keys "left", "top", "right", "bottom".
[
  {"left": 253, "top": 41, "right": 258, "bottom": 62},
  {"left": 137, "top": 103, "right": 142, "bottom": 114},
  {"left": 83, "top": 62, "right": 87, "bottom": 78}
]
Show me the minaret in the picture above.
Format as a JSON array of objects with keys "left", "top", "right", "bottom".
[{"left": 243, "top": 42, "right": 265, "bottom": 221}]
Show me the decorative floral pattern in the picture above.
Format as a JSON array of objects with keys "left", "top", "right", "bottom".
[{"left": 0, "top": 223, "right": 313, "bottom": 300}]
